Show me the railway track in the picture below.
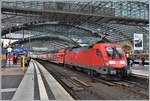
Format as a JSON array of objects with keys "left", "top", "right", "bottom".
[
  {"left": 38, "top": 60, "right": 149, "bottom": 100},
  {"left": 113, "top": 80, "right": 148, "bottom": 98},
  {"left": 92, "top": 77, "right": 149, "bottom": 98},
  {"left": 38, "top": 61, "right": 103, "bottom": 100}
]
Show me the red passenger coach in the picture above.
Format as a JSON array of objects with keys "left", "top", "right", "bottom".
[
  {"left": 55, "top": 49, "right": 65, "bottom": 63},
  {"left": 48, "top": 49, "right": 65, "bottom": 63},
  {"left": 38, "top": 53, "right": 48, "bottom": 60}
]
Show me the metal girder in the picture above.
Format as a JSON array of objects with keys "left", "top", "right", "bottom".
[
  {"left": 2, "top": 1, "right": 149, "bottom": 27},
  {"left": 2, "top": 23, "right": 93, "bottom": 37},
  {"left": 2, "top": 15, "right": 17, "bottom": 22},
  {"left": 12, "top": 35, "right": 77, "bottom": 52},
  {"left": 79, "top": 1, "right": 92, "bottom": 11},
  {"left": 100, "top": 23, "right": 132, "bottom": 40},
  {"left": 3, "top": 21, "right": 148, "bottom": 48},
  {"left": 79, "top": 22, "right": 149, "bottom": 50}
]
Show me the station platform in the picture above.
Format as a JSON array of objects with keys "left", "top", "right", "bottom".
[
  {"left": 0, "top": 64, "right": 24, "bottom": 100},
  {"left": 131, "top": 65, "right": 149, "bottom": 77},
  {"left": 1, "top": 60, "right": 148, "bottom": 100},
  {"left": 0, "top": 60, "right": 73, "bottom": 100}
]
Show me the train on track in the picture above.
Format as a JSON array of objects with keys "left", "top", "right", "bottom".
[{"left": 32, "top": 42, "right": 131, "bottom": 78}]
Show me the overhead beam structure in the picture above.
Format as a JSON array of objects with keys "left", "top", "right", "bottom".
[
  {"left": 2, "top": 1, "right": 148, "bottom": 26},
  {"left": 12, "top": 35, "right": 79, "bottom": 52},
  {"left": 1, "top": 0, "right": 149, "bottom": 51}
]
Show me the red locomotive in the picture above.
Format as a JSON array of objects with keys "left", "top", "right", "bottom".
[{"left": 33, "top": 43, "right": 131, "bottom": 78}]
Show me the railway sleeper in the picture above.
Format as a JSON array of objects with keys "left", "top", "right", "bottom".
[
  {"left": 71, "top": 77, "right": 91, "bottom": 87},
  {"left": 113, "top": 81, "right": 134, "bottom": 87},
  {"left": 61, "top": 78, "right": 84, "bottom": 91},
  {"left": 92, "top": 78, "right": 115, "bottom": 86}
]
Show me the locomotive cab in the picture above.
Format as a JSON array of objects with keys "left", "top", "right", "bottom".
[{"left": 93, "top": 43, "right": 131, "bottom": 78}]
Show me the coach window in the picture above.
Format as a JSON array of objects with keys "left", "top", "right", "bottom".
[{"left": 96, "top": 49, "right": 101, "bottom": 56}]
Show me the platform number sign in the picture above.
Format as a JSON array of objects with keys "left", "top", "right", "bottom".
[{"left": 133, "top": 33, "right": 143, "bottom": 50}]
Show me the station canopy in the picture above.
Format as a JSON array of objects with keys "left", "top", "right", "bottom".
[{"left": 2, "top": 0, "right": 149, "bottom": 52}]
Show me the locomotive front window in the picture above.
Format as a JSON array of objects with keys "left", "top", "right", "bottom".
[
  {"left": 116, "top": 47, "right": 123, "bottom": 56},
  {"left": 106, "top": 47, "right": 116, "bottom": 57}
]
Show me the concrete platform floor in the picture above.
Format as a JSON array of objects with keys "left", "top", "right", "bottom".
[
  {"left": 0, "top": 65, "right": 24, "bottom": 100},
  {"left": 131, "top": 65, "right": 149, "bottom": 77},
  {"left": 0, "top": 61, "right": 68, "bottom": 100}
]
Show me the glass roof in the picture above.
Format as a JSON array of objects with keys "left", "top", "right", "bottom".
[
  {"left": 2, "top": 0, "right": 148, "bottom": 20},
  {"left": 2, "top": 0, "right": 149, "bottom": 51}
]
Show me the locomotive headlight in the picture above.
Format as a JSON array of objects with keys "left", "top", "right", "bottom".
[
  {"left": 120, "top": 60, "right": 126, "bottom": 64},
  {"left": 106, "top": 60, "right": 116, "bottom": 65}
]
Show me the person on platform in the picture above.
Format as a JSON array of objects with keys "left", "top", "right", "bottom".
[
  {"left": 21, "top": 55, "right": 23, "bottom": 67},
  {"left": 130, "top": 57, "right": 134, "bottom": 67},
  {"left": 21, "top": 53, "right": 27, "bottom": 67},
  {"left": 27, "top": 56, "right": 31, "bottom": 66},
  {"left": 13, "top": 54, "right": 18, "bottom": 64},
  {"left": 13, "top": 54, "right": 15, "bottom": 64},
  {"left": 126, "top": 53, "right": 130, "bottom": 67},
  {"left": 24, "top": 54, "right": 28, "bottom": 67},
  {"left": 141, "top": 57, "right": 145, "bottom": 66}
]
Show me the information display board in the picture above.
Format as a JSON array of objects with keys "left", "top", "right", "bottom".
[{"left": 133, "top": 33, "right": 143, "bottom": 50}]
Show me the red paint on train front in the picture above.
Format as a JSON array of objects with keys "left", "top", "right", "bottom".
[
  {"left": 93, "top": 43, "right": 127, "bottom": 69},
  {"left": 65, "top": 43, "right": 127, "bottom": 69}
]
